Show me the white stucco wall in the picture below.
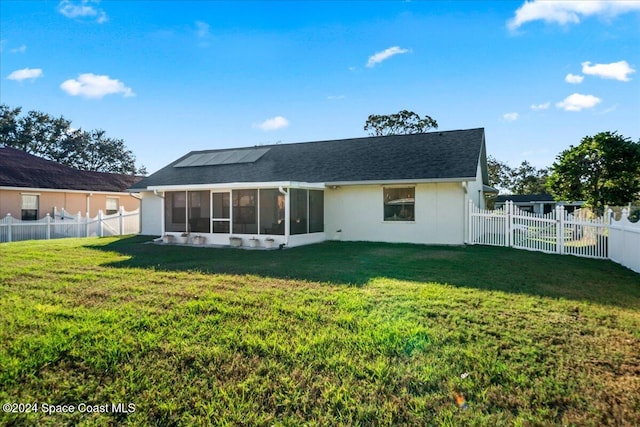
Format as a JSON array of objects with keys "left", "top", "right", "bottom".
[
  {"left": 324, "top": 183, "right": 466, "bottom": 245},
  {"left": 466, "top": 161, "right": 486, "bottom": 209},
  {"left": 140, "top": 192, "right": 163, "bottom": 236}
]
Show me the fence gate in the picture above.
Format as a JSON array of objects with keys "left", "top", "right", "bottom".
[{"left": 468, "top": 200, "right": 608, "bottom": 259}]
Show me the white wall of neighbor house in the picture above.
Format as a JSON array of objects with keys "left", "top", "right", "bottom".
[
  {"left": 140, "top": 192, "right": 164, "bottom": 235},
  {"left": 324, "top": 182, "right": 466, "bottom": 245}
]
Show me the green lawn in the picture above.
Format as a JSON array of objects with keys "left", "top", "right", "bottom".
[{"left": 1, "top": 236, "right": 639, "bottom": 426}]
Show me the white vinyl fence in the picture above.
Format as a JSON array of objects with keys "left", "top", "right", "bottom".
[
  {"left": 468, "top": 200, "right": 640, "bottom": 273},
  {"left": 0, "top": 207, "right": 139, "bottom": 243}
]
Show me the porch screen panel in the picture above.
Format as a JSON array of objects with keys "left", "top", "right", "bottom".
[
  {"left": 232, "top": 190, "right": 257, "bottom": 234},
  {"left": 165, "top": 191, "right": 186, "bottom": 232},
  {"left": 212, "top": 192, "right": 230, "bottom": 234},
  {"left": 259, "top": 189, "right": 285, "bottom": 235},
  {"left": 188, "top": 191, "right": 210, "bottom": 232},
  {"left": 309, "top": 190, "right": 324, "bottom": 233},
  {"left": 290, "top": 189, "right": 308, "bottom": 235}
]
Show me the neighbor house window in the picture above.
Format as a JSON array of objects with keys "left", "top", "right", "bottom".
[
  {"left": 232, "top": 190, "right": 257, "bottom": 234},
  {"left": 383, "top": 187, "right": 415, "bottom": 221},
  {"left": 164, "top": 191, "right": 186, "bottom": 232},
  {"left": 21, "top": 194, "right": 39, "bottom": 221},
  {"left": 212, "top": 192, "right": 230, "bottom": 233},
  {"left": 106, "top": 197, "right": 119, "bottom": 215}
]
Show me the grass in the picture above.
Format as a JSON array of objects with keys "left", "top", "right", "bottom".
[{"left": 0, "top": 236, "right": 639, "bottom": 426}]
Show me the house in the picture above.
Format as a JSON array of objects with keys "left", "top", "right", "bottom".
[
  {"left": 494, "top": 194, "right": 584, "bottom": 215},
  {"left": 0, "top": 146, "right": 142, "bottom": 220},
  {"left": 130, "top": 128, "right": 496, "bottom": 247}
]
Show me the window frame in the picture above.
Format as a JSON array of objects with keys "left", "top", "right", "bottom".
[
  {"left": 106, "top": 197, "right": 119, "bottom": 216},
  {"left": 383, "top": 186, "right": 415, "bottom": 222},
  {"left": 21, "top": 194, "right": 39, "bottom": 221}
]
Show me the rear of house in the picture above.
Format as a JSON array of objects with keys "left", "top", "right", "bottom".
[{"left": 130, "top": 128, "right": 494, "bottom": 247}]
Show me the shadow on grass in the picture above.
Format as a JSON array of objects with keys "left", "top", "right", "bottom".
[{"left": 88, "top": 235, "right": 640, "bottom": 309}]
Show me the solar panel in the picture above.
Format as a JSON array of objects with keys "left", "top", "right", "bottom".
[{"left": 174, "top": 147, "right": 270, "bottom": 167}]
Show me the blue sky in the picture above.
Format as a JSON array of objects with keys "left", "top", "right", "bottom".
[{"left": 1, "top": 1, "right": 639, "bottom": 174}]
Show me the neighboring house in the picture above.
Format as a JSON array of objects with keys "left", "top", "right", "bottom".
[
  {"left": 495, "top": 194, "right": 584, "bottom": 215},
  {"left": 0, "top": 146, "right": 142, "bottom": 220},
  {"left": 130, "top": 128, "right": 496, "bottom": 247}
]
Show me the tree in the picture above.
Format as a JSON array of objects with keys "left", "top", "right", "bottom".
[
  {"left": 510, "top": 161, "right": 549, "bottom": 194},
  {"left": 487, "top": 157, "right": 549, "bottom": 194},
  {"left": 548, "top": 131, "right": 640, "bottom": 214},
  {"left": 487, "top": 156, "right": 513, "bottom": 191},
  {"left": 364, "top": 110, "right": 438, "bottom": 136},
  {"left": 0, "top": 104, "right": 145, "bottom": 175}
]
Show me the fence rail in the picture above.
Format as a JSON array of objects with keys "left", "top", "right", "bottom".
[
  {"left": 468, "top": 200, "right": 640, "bottom": 273},
  {"left": 0, "top": 207, "right": 139, "bottom": 243}
]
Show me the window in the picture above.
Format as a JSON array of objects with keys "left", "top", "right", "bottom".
[
  {"left": 164, "top": 191, "right": 186, "bottom": 232},
  {"left": 290, "top": 189, "right": 308, "bottom": 235},
  {"left": 21, "top": 194, "right": 39, "bottom": 221},
  {"left": 232, "top": 190, "right": 257, "bottom": 234},
  {"left": 106, "top": 198, "right": 119, "bottom": 215},
  {"left": 259, "top": 189, "right": 285, "bottom": 235},
  {"left": 383, "top": 187, "right": 415, "bottom": 221},
  {"left": 188, "top": 191, "right": 210, "bottom": 232},
  {"left": 212, "top": 192, "right": 230, "bottom": 233},
  {"left": 309, "top": 190, "right": 324, "bottom": 233}
]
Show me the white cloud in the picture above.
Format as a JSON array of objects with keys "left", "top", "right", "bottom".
[
  {"left": 565, "top": 73, "right": 584, "bottom": 84},
  {"left": 581, "top": 60, "right": 636, "bottom": 81},
  {"left": 60, "top": 73, "right": 134, "bottom": 99},
  {"left": 556, "top": 93, "right": 601, "bottom": 111},
  {"left": 366, "top": 46, "right": 410, "bottom": 68},
  {"left": 530, "top": 102, "right": 550, "bottom": 111},
  {"left": 10, "top": 44, "right": 27, "bottom": 54},
  {"left": 508, "top": 0, "right": 640, "bottom": 30},
  {"left": 7, "top": 68, "right": 43, "bottom": 82},
  {"left": 253, "top": 116, "right": 289, "bottom": 131},
  {"left": 196, "top": 21, "right": 210, "bottom": 38},
  {"left": 503, "top": 112, "right": 519, "bottom": 121},
  {"left": 327, "top": 95, "right": 346, "bottom": 100},
  {"left": 58, "top": 0, "right": 108, "bottom": 24}
]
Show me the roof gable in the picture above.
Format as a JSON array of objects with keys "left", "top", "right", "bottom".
[
  {"left": 0, "top": 146, "right": 142, "bottom": 192},
  {"left": 133, "top": 128, "right": 486, "bottom": 189}
]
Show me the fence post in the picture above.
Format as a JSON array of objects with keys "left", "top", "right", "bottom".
[
  {"left": 506, "top": 201, "right": 512, "bottom": 247},
  {"left": 7, "top": 214, "right": 12, "bottom": 243},
  {"left": 98, "top": 210, "right": 104, "bottom": 237},
  {"left": 119, "top": 206, "right": 124, "bottom": 235},
  {"left": 45, "top": 213, "right": 51, "bottom": 240},
  {"left": 556, "top": 205, "right": 564, "bottom": 254},
  {"left": 77, "top": 211, "right": 82, "bottom": 238}
]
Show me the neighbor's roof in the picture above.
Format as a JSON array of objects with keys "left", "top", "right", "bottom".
[
  {"left": 0, "top": 146, "right": 142, "bottom": 192},
  {"left": 495, "top": 194, "right": 555, "bottom": 203},
  {"left": 133, "top": 128, "right": 487, "bottom": 190}
]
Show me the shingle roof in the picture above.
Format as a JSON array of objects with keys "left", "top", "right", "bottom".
[
  {"left": 0, "top": 146, "right": 142, "bottom": 192},
  {"left": 133, "top": 128, "right": 487, "bottom": 190},
  {"left": 495, "top": 194, "right": 555, "bottom": 203}
]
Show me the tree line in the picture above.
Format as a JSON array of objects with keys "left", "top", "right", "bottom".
[{"left": 0, "top": 104, "right": 146, "bottom": 175}]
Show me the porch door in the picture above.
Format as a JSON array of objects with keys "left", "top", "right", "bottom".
[{"left": 211, "top": 192, "right": 231, "bottom": 233}]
